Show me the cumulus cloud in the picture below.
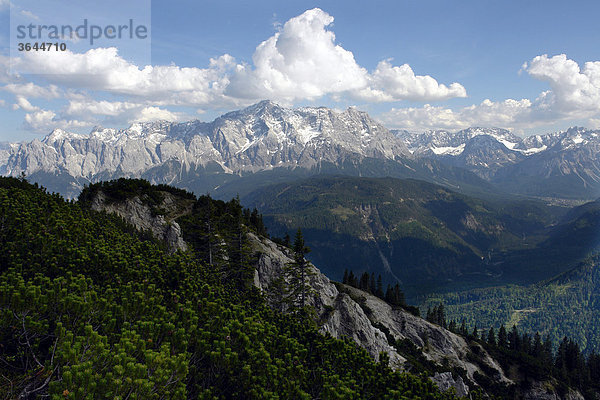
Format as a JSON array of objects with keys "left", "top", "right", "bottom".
[
  {"left": 353, "top": 60, "right": 466, "bottom": 102},
  {"left": 226, "top": 8, "right": 464, "bottom": 103},
  {"left": 23, "top": 109, "right": 88, "bottom": 132},
  {"left": 13, "top": 8, "right": 464, "bottom": 110},
  {"left": 13, "top": 96, "right": 40, "bottom": 112},
  {"left": 16, "top": 48, "right": 235, "bottom": 101},
  {"left": 382, "top": 55, "right": 600, "bottom": 132},
  {"left": 5, "top": 8, "right": 469, "bottom": 135},
  {"left": 226, "top": 8, "right": 368, "bottom": 101},
  {"left": 524, "top": 54, "right": 600, "bottom": 115}
]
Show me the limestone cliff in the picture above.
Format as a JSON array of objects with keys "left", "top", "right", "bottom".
[{"left": 89, "top": 189, "right": 192, "bottom": 253}]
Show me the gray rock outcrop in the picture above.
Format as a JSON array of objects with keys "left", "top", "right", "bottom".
[
  {"left": 430, "top": 372, "right": 469, "bottom": 398},
  {"left": 90, "top": 190, "right": 190, "bottom": 253}
]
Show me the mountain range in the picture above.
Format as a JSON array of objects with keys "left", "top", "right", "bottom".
[
  {"left": 3, "top": 100, "right": 600, "bottom": 201},
  {"left": 396, "top": 126, "right": 600, "bottom": 200}
]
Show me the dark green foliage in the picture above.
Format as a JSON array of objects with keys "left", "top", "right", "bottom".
[
  {"left": 0, "top": 177, "right": 457, "bottom": 399},
  {"left": 426, "top": 304, "right": 446, "bottom": 329},
  {"left": 341, "top": 269, "right": 417, "bottom": 314},
  {"left": 423, "top": 254, "right": 600, "bottom": 355},
  {"left": 280, "top": 229, "right": 314, "bottom": 313}
]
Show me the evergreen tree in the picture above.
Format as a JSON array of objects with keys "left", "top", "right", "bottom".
[
  {"left": 471, "top": 325, "right": 478, "bottom": 340},
  {"left": 460, "top": 319, "right": 468, "bottom": 336},
  {"left": 226, "top": 198, "right": 254, "bottom": 290},
  {"left": 509, "top": 325, "right": 520, "bottom": 351},
  {"left": 359, "top": 272, "right": 370, "bottom": 292},
  {"left": 487, "top": 327, "right": 496, "bottom": 346},
  {"left": 375, "top": 275, "right": 384, "bottom": 299},
  {"left": 283, "top": 229, "right": 313, "bottom": 312},
  {"left": 348, "top": 271, "right": 357, "bottom": 287},
  {"left": 369, "top": 272, "right": 376, "bottom": 294},
  {"left": 448, "top": 320, "right": 457, "bottom": 333},
  {"left": 498, "top": 326, "right": 508, "bottom": 349},
  {"left": 343, "top": 269, "right": 349, "bottom": 285},
  {"left": 532, "top": 332, "right": 543, "bottom": 358}
]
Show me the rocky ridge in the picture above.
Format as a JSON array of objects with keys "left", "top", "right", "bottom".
[
  {"left": 395, "top": 126, "right": 600, "bottom": 199},
  {"left": 1, "top": 101, "right": 409, "bottom": 198}
]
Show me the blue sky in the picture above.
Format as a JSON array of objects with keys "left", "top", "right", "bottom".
[{"left": 1, "top": 0, "right": 600, "bottom": 141}]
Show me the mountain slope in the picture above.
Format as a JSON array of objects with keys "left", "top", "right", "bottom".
[
  {"left": 1, "top": 177, "right": 467, "bottom": 399},
  {"left": 242, "top": 175, "right": 567, "bottom": 296}
]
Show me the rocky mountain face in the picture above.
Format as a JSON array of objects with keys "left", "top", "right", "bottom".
[
  {"left": 2, "top": 101, "right": 599, "bottom": 200},
  {"left": 395, "top": 127, "right": 600, "bottom": 200},
  {"left": 88, "top": 188, "right": 193, "bottom": 253},
  {"left": 1, "top": 101, "right": 410, "bottom": 197}
]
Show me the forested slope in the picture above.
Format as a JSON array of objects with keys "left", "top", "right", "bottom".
[{"left": 0, "top": 177, "right": 456, "bottom": 399}]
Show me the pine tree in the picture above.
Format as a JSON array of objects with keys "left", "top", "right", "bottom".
[
  {"left": 375, "top": 275, "right": 384, "bottom": 299},
  {"left": 283, "top": 229, "right": 314, "bottom": 313},
  {"left": 226, "top": 198, "right": 254, "bottom": 290},
  {"left": 448, "top": 320, "right": 456, "bottom": 333},
  {"left": 359, "top": 272, "right": 370, "bottom": 292},
  {"left": 509, "top": 325, "right": 520, "bottom": 351},
  {"left": 471, "top": 325, "right": 478, "bottom": 340},
  {"left": 498, "top": 325, "right": 508, "bottom": 349},
  {"left": 342, "top": 269, "right": 349, "bottom": 285},
  {"left": 348, "top": 271, "right": 357, "bottom": 287},
  {"left": 369, "top": 272, "right": 376, "bottom": 294},
  {"left": 532, "top": 332, "right": 542, "bottom": 358},
  {"left": 487, "top": 327, "right": 496, "bottom": 346},
  {"left": 460, "top": 319, "right": 467, "bottom": 336}
]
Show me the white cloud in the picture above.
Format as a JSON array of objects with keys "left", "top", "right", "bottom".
[
  {"left": 20, "top": 10, "right": 38, "bottom": 20},
  {"left": 525, "top": 54, "right": 600, "bottom": 115},
  {"left": 353, "top": 60, "right": 466, "bottom": 102},
  {"left": 23, "top": 109, "right": 88, "bottom": 132},
  {"left": 13, "top": 8, "right": 463, "bottom": 109},
  {"left": 0, "top": 99, "right": 5, "bottom": 107},
  {"left": 2, "top": 82, "right": 61, "bottom": 99},
  {"left": 134, "top": 106, "right": 183, "bottom": 123},
  {"left": 226, "top": 8, "right": 368, "bottom": 101},
  {"left": 12, "top": 96, "right": 40, "bottom": 112},
  {"left": 15, "top": 48, "right": 236, "bottom": 106},
  {"left": 0, "top": 54, "right": 16, "bottom": 84},
  {"left": 0, "top": 0, "right": 9, "bottom": 11},
  {"left": 381, "top": 55, "right": 600, "bottom": 132},
  {"left": 380, "top": 98, "right": 534, "bottom": 132},
  {"left": 226, "top": 8, "right": 464, "bottom": 103},
  {"left": 64, "top": 99, "right": 187, "bottom": 123},
  {"left": 65, "top": 99, "right": 140, "bottom": 117}
]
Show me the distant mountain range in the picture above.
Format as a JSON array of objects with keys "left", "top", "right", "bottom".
[
  {"left": 396, "top": 126, "right": 600, "bottom": 200},
  {"left": 1, "top": 100, "right": 600, "bottom": 201}
]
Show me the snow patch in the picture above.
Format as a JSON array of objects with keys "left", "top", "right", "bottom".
[
  {"left": 431, "top": 143, "right": 465, "bottom": 155},
  {"left": 296, "top": 127, "right": 321, "bottom": 145}
]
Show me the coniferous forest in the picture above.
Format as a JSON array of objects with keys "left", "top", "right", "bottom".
[{"left": 0, "top": 177, "right": 457, "bottom": 399}]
